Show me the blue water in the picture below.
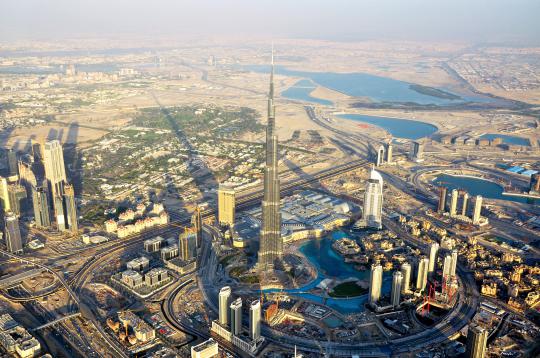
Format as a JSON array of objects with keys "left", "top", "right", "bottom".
[
  {"left": 267, "top": 231, "right": 391, "bottom": 314},
  {"left": 246, "top": 65, "right": 493, "bottom": 105},
  {"left": 338, "top": 113, "right": 438, "bottom": 140},
  {"left": 479, "top": 134, "right": 530, "bottom": 146},
  {"left": 280, "top": 79, "right": 333, "bottom": 106},
  {"left": 434, "top": 174, "right": 539, "bottom": 205}
]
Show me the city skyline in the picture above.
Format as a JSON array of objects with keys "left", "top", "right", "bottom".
[{"left": 0, "top": 3, "right": 538, "bottom": 357}]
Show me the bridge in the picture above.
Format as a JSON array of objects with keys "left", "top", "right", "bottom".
[
  {"left": 0, "top": 250, "right": 79, "bottom": 306},
  {"left": 0, "top": 268, "right": 44, "bottom": 289},
  {"left": 32, "top": 312, "right": 82, "bottom": 331}
]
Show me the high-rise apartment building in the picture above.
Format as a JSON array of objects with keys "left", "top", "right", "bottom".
[
  {"left": 43, "top": 140, "right": 67, "bottom": 198},
  {"left": 218, "top": 286, "right": 232, "bottom": 327},
  {"left": 416, "top": 257, "right": 429, "bottom": 292},
  {"left": 63, "top": 184, "right": 78, "bottom": 232},
  {"left": 428, "top": 242, "right": 439, "bottom": 273},
  {"left": 218, "top": 184, "right": 235, "bottom": 227},
  {"left": 4, "top": 212, "right": 23, "bottom": 253},
  {"left": 179, "top": 230, "right": 197, "bottom": 261},
  {"left": 32, "top": 186, "right": 51, "bottom": 228},
  {"left": 363, "top": 168, "right": 383, "bottom": 229},
  {"left": 192, "top": 206, "right": 203, "bottom": 248},
  {"left": 437, "top": 186, "right": 447, "bottom": 213},
  {"left": 230, "top": 297, "right": 242, "bottom": 335},
  {"left": 401, "top": 262, "right": 411, "bottom": 293},
  {"left": 465, "top": 324, "right": 488, "bottom": 358},
  {"left": 249, "top": 299, "right": 261, "bottom": 340},
  {"left": 391, "top": 271, "right": 403, "bottom": 308},
  {"left": 472, "top": 195, "right": 483, "bottom": 225},
  {"left": 369, "top": 263, "right": 383, "bottom": 304},
  {"left": 449, "top": 189, "right": 458, "bottom": 217}
]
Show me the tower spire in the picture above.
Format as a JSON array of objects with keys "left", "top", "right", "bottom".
[
  {"left": 269, "top": 44, "right": 275, "bottom": 101},
  {"left": 267, "top": 44, "right": 276, "bottom": 121}
]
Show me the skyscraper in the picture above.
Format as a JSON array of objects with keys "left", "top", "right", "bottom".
[
  {"left": 0, "top": 177, "right": 11, "bottom": 212},
  {"left": 428, "top": 242, "right": 439, "bottom": 273},
  {"left": 53, "top": 195, "right": 66, "bottom": 231},
  {"left": 375, "top": 145, "right": 385, "bottom": 167},
  {"left": 409, "top": 141, "right": 424, "bottom": 162},
  {"left": 7, "top": 184, "right": 27, "bottom": 217},
  {"left": 6, "top": 149, "right": 18, "bottom": 177},
  {"left": 450, "top": 249, "right": 458, "bottom": 277},
  {"left": 472, "top": 195, "right": 483, "bottom": 225},
  {"left": 437, "top": 186, "right": 447, "bottom": 213},
  {"left": 230, "top": 297, "right": 242, "bottom": 335},
  {"left": 179, "top": 229, "right": 197, "bottom": 260},
  {"left": 217, "top": 184, "right": 235, "bottom": 227},
  {"left": 192, "top": 206, "right": 203, "bottom": 248},
  {"left": 416, "top": 257, "right": 429, "bottom": 292},
  {"left": 249, "top": 299, "right": 261, "bottom": 340},
  {"left": 369, "top": 263, "right": 383, "bottom": 304},
  {"left": 218, "top": 286, "right": 232, "bottom": 327},
  {"left": 529, "top": 173, "right": 540, "bottom": 194},
  {"left": 32, "top": 186, "right": 51, "bottom": 228},
  {"left": 43, "top": 140, "right": 68, "bottom": 232},
  {"left": 449, "top": 189, "right": 458, "bottom": 217},
  {"left": 385, "top": 141, "right": 393, "bottom": 164},
  {"left": 465, "top": 324, "right": 488, "bottom": 358},
  {"left": 4, "top": 212, "right": 23, "bottom": 253},
  {"left": 258, "top": 49, "right": 282, "bottom": 270},
  {"left": 391, "top": 271, "right": 403, "bottom": 308},
  {"left": 460, "top": 191, "right": 469, "bottom": 216},
  {"left": 363, "top": 168, "right": 384, "bottom": 229},
  {"left": 442, "top": 254, "right": 452, "bottom": 279},
  {"left": 64, "top": 184, "right": 78, "bottom": 233},
  {"left": 43, "top": 140, "right": 67, "bottom": 198},
  {"left": 401, "top": 262, "right": 411, "bottom": 293}
]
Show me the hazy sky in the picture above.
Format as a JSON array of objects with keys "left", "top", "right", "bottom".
[{"left": 1, "top": 0, "right": 539, "bottom": 44}]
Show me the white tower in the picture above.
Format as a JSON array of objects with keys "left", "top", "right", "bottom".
[
  {"left": 472, "top": 195, "right": 483, "bottom": 224},
  {"left": 400, "top": 262, "right": 411, "bottom": 293},
  {"left": 369, "top": 263, "right": 383, "bottom": 304},
  {"left": 363, "top": 168, "right": 383, "bottom": 229},
  {"left": 230, "top": 297, "right": 242, "bottom": 335},
  {"left": 428, "top": 242, "right": 439, "bottom": 273},
  {"left": 450, "top": 249, "right": 458, "bottom": 277},
  {"left": 249, "top": 299, "right": 261, "bottom": 340},
  {"left": 218, "top": 286, "right": 232, "bottom": 327},
  {"left": 442, "top": 254, "right": 452, "bottom": 279},
  {"left": 449, "top": 189, "right": 458, "bottom": 217},
  {"left": 416, "top": 257, "right": 429, "bottom": 292},
  {"left": 391, "top": 271, "right": 403, "bottom": 308}
]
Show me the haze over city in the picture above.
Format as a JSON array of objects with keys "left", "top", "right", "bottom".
[
  {"left": 0, "top": 1, "right": 539, "bottom": 358},
  {"left": 1, "top": 0, "right": 540, "bottom": 43}
]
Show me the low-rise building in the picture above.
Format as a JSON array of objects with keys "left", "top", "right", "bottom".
[
  {"left": 121, "top": 270, "right": 144, "bottom": 289},
  {"left": 127, "top": 257, "right": 150, "bottom": 272}
]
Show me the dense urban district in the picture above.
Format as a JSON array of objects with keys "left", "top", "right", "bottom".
[{"left": 0, "top": 39, "right": 539, "bottom": 358}]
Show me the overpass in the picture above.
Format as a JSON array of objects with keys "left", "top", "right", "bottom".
[
  {"left": 0, "top": 268, "right": 44, "bottom": 289},
  {"left": 32, "top": 312, "right": 82, "bottom": 331},
  {"left": 0, "top": 250, "right": 80, "bottom": 307}
]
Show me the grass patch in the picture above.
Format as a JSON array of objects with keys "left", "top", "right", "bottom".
[{"left": 329, "top": 281, "right": 367, "bottom": 298}]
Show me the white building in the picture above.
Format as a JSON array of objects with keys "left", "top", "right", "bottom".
[
  {"left": 416, "top": 257, "right": 429, "bottom": 292},
  {"left": 363, "top": 168, "right": 383, "bottom": 229},
  {"left": 400, "top": 262, "right": 411, "bottom": 293},
  {"left": 369, "top": 263, "right": 383, "bottom": 304},
  {"left": 391, "top": 271, "right": 403, "bottom": 308}
]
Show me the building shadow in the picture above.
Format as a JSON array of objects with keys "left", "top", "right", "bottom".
[
  {"left": 62, "top": 122, "right": 83, "bottom": 197},
  {"left": 151, "top": 93, "right": 218, "bottom": 198}
]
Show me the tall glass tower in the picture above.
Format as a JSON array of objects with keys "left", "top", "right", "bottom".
[{"left": 258, "top": 49, "right": 282, "bottom": 270}]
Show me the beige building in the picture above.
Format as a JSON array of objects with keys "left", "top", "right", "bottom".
[
  {"left": 191, "top": 338, "right": 219, "bottom": 358},
  {"left": 218, "top": 184, "right": 236, "bottom": 227}
]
